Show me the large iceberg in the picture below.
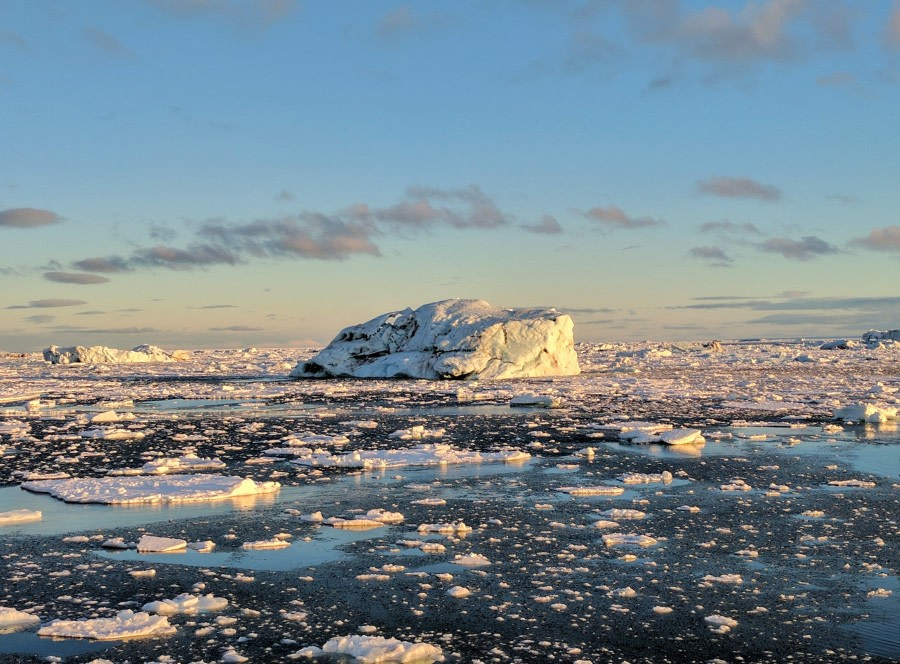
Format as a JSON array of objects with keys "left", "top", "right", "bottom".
[
  {"left": 291, "top": 299, "right": 580, "bottom": 380},
  {"left": 43, "top": 344, "right": 189, "bottom": 364}
]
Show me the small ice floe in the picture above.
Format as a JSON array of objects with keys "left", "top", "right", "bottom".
[
  {"left": 800, "top": 510, "right": 825, "bottom": 518},
  {"left": 702, "top": 574, "right": 743, "bottom": 585},
  {"left": 602, "top": 533, "right": 657, "bottom": 548},
  {"left": 21, "top": 474, "right": 281, "bottom": 504},
  {"left": 110, "top": 454, "right": 226, "bottom": 476},
  {"left": 832, "top": 402, "right": 897, "bottom": 423},
  {"left": 510, "top": 393, "right": 564, "bottom": 409},
  {"left": 129, "top": 569, "right": 156, "bottom": 578},
  {"left": 0, "top": 509, "right": 42, "bottom": 526},
  {"left": 290, "top": 634, "right": 443, "bottom": 663},
  {"left": 101, "top": 537, "right": 133, "bottom": 549},
  {"left": 37, "top": 610, "right": 176, "bottom": 640},
  {"left": 189, "top": 540, "right": 216, "bottom": 552},
  {"left": 597, "top": 508, "right": 645, "bottom": 520},
  {"left": 221, "top": 647, "right": 249, "bottom": 663},
  {"left": 321, "top": 509, "right": 405, "bottom": 530},
  {"left": 389, "top": 426, "right": 445, "bottom": 440},
  {"left": 653, "top": 606, "right": 673, "bottom": 615},
  {"left": 136, "top": 535, "right": 187, "bottom": 553},
  {"left": 720, "top": 479, "right": 752, "bottom": 492},
  {"left": 0, "top": 606, "right": 40, "bottom": 628},
  {"left": 417, "top": 522, "right": 473, "bottom": 535},
  {"left": 397, "top": 540, "right": 447, "bottom": 554},
  {"left": 618, "top": 471, "right": 673, "bottom": 484},
  {"left": 80, "top": 427, "right": 146, "bottom": 441},
  {"left": 704, "top": 614, "right": 738, "bottom": 634},
  {"left": 290, "top": 443, "right": 529, "bottom": 469},
  {"left": 446, "top": 586, "right": 471, "bottom": 598},
  {"left": 557, "top": 485, "right": 625, "bottom": 496},
  {"left": 593, "top": 520, "right": 620, "bottom": 529},
  {"left": 452, "top": 553, "right": 491, "bottom": 566},
  {"left": 142, "top": 592, "right": 228, "bottom": 615},
  {"left": 867, "top": 588, "right": 892, "bottom": 599},
  {"left": 90, "top": 410, "right": 135, "bottom": 423},
  {"left": 242, "top": 536, "right": 291, "bottom": 549},
  {"left": 828, "top": 479, "right": 876, "bottom": 488},
  {"left": 677, "top": 505, "right": 700, "bottom": 513},
  {"left": 411, "top": 498, "right": 447, "bottom": 506}
]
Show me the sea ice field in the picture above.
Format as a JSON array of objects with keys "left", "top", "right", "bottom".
[{"left": 0, "top": 339, "right": 898, "bottom": 663}]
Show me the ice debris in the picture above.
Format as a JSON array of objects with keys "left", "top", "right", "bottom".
[
  {"left": 43, "top": 344, "right": 188, "bottom": 364},
  {"left": 37, "top": 610, "right": 176, "bottom": 640}
]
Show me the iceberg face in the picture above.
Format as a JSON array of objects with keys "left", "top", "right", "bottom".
[
  {"left": 43, "top": 344, "right": 189, "bottom": 364},
  {"left": 291, "top": 299, "right": 580, "bottom": 380}
]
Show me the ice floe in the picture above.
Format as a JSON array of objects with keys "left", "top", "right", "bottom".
[
  {"left": 0, "top": 606, "right": 40, "bottom": 628},
  {"left": 0, "top": 508, "right": 42, "bottom": 525},
  {"left": 109, "top": 454, "right": 226, "bottom": 476},
  {"left": 141, "top": 592, "right": 228, "bottom": 615},
  {"left": 291, "top": 634, "right": 443, "bottom": 662},
  {"left": 137, "top": 535, "right": 187, "bottom": 552},
  {"left": 21, "top": 474, "right": 280, "bottom": 504},
  {"left": 290, "top": 298, "right": 580, "bottom": 379},
  {"left": 37, "top": 609, "right": 176, "bottom": 640}
]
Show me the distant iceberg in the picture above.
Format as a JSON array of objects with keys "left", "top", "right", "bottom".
[
  {"left": 43, "top": 344, "right": 189, "bottom": 364},
  {"left": 290, "top": 299, "right": 580, "bottom": 380}
]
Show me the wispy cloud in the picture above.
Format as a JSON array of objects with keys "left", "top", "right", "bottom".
[
  {"left": 83, "top": 27, "right": 135, "bottom": 59},
  {"left": 43, "top": 272, "right": 110, "bottom": 285},
  {"left": 190, "top": 304, "right": 238, "bottom": 310},
  {"left": 696, "top": 177, "right": 782, "bottom": 201},
  {"left": 210, "top": 325, "right": 265, "bottom": 332},
  {"left": 581, "top": 205, "right": 665, "bottom": 231},
  {"left": 680, "top": 295, "right": 900, "bottom": 312},
  {"left": 0, "top": 208, "right": 62, "bottom": 228},
  {"left": 757, "top": 235, "right": 838, "bottom": 261},
  {"left": 6, "top": 299, "right": 87, "bottom": 309},
  {"left": 522, "top": 215, "right": 563, "bottom": 234},
  {"left": 365, "top": 185, "right": 511, "bottom": 229},
  {"left": 690, "top": 246, "right": 733, "bottom": 265},
  {"left": 849, "top": 226, "right": 900, "bottom": 252},
  {"left": 24, "top": 314, "right": 55, "bottom": 324},
  {"left": 699, "top": 220, "right": 762, "bottom": 235},
  {"left": 71, "top": 257, "right": 132, "bottom": 273}
]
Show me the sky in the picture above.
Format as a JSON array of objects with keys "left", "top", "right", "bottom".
[{"left": 2, "top": 0, "right": 900, "bottom": 351}]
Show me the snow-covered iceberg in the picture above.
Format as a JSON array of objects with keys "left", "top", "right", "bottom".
[
  {"left": 43, "top": 344, "right": 189, "bottom": 364},
  {"left": 291, "top": 299, "right": 580, "bottom": 380}
]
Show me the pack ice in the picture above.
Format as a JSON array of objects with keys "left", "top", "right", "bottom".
[
  {"left": 290, "top": 299, "right": 580, "bottom": 379},
  {"left": 43, "top": 343, "right": 189, "bottom": 364}
]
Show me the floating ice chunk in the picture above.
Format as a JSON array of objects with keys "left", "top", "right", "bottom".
[
  {"left": 242, "top": 537, "right": 291, "bottom": 549},
  {"left": 593, "top": 520, "right": 620, "bottom": 529},
  {"left": 598, "top": 508, "right": 645, "bottom": 520},
  {"left": 0, "top": 509, "right": 41, "bottom": 525},
  {"left": 294, "top": 634, "right": 444, "bottom": 663},
  {"left": 80, "top": 427, "right": 146, "bottom": 441},
  {"left": 101, "top": 537, "right": 132, "bottom": 549},
  {"left": 189, "top": 540, "right": 216, "bottom": 552},
  {"left": 510, "top": 393, "right": 564, "bottom": 409},
  {"left": 704, "top": 614, "right": 738, "bottom": 634},
  {"left": 397, "top": 540, "right": 447, "bottom": 554},
  {"left": 22, "top": 474, "right": 280, "bottom": 504},
  {"left": 828, "top": 479, "right": 876, "bottom": 488},
  {"left": 221, "top": 647, "right": 249, "bottom": 663},
  {"left": 602, "top": 533, "right": 658, "bottom": 548},
  {"left": 453, "top": 553, "right": 491, "bottom": 566},
  {"left": 0, "top": 607, "right": 40, "bottom": 628},
  {"left": 137, "top": 535, "right": 187, "bottom": 553},
  {"left": 291, "top": 299, "right": 580, "bottom": 380},
  {"left": 720, "top": 479, "right": 752, "bottom": 492},
  {"left": 90, "top": 410, "right": 134, "bottom": 423},
  {"left": 557, "top": 486, "right": 625, "bottom": 496},
  {"left": 653, "top": 606, "right": 673, "bottom": 615},
  {"left": 702, "top": 574, "right": 743, "bottom": 585},
  {"left": 446, "top": 586, "right": 471, "bottom": 598},
  {"left": 411, "top": 498, "right": 446, "bottom": 506},
  {"left": 867, "top": 588, "right": 892, "bottom": 599},
  {"left": 140, "top": 455, "right": 226, "bottom": 475},
  {"left": 37, "top": 610, "right": 176, "bottom": 640},
  {"left": 677, "top": 505, "right": 700, "bottom": 513},
  {"left": 833, "top": 403, "right": 898, "bottom": 423},
  {"left": 129, "top": 569, "right": 156, "bottom": 578},
  {"left": 418, "top": 522, "right": 472, "bottom": 535},
  {"left": 142, "top": 593, "right": 228, "bottom": 615},
  {"left": 43, "top": 344, "right": 188, "bottom": 364},
  {"left": 656, "top": 429, "right": 705, "bottom": 446},
  {"left": 618, "top": 471, "right": 673, "bottom": 484},
  {"left": 291, "top": 443, "right": 530, "bottom": 470},
  {"left": 389, "top": 426, "right": 444, "bottom": 440}
]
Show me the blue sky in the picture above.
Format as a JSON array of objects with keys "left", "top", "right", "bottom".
[{"left": 2, "top": 0, "right": 899, "bottom": 350}]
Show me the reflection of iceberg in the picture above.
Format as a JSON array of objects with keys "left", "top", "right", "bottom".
[{"left": 650, "top": 441, "right": 706, "bottom": 458}]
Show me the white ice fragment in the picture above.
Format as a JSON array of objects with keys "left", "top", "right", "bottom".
[
  {"left": 446, "top": 586, "right": 471, "bottom": 598},
  {"left": 37, "top": 610, "right": 176, "bottom": 640},
  {"left": 221, "top": 647, "right": 249, "bottom": 663},
  {"left": 557, "top": 485, "right": 625, "bottom": 496},
  {"left": 510, "top": 393, "right": 564, "bottom": 409},
  {"left": 22, "top": 474, "right": 280, "bottom": 504},
  {"left": 602, "top": 533, "right": 657, "bottom": 548},
  {"left": 291, "top": 299, "right": 580, "bottom": 380},
  {"left": 0, "top": 509, "right": 41, "bottom": 526},
  {"left": 598, "top": 508, "right": 645, "bottom": 520},
  {"left": 704, "top": 614, "right": 738, "bottom": 634},
  {"left": 833, "top": 402, "right": 897, "bottom": 423},
  {"left": 618, "top": 471, "right": 673, "bottom": 484},
  {"left": 828, "top": 479, "right": 876, "bottom": 488},
  {"left": 43, "top": 344, "right": 188, "bottom": 364},
  {"left": 0, "top": 607, "right": 41, "bottom": 628},
  {"left": 242, "top": 537, "right": 291, "bottom": 550},
  {"left": 142, "top": 593, "right": 228, "bottom": 615},
  {"left": 315, "top": 634, "right": 444, "bottom": 663},
  {"left": 291, "top": 443, "right": 529, "bottom": 470},
  {"left": 702, "top": 574, "right": 743, "bottom": 585},
  {"left": 452, "top": 553, "right": 491, "bottom": 566},
  {"left": 136, "top": 535, "right": 187, "bottom": 553},
  {"left": 720, "top": 479, "right": 752, "bottom": 492}
]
